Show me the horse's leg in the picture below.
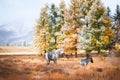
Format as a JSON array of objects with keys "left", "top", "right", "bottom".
[
  {"left": 54, "top": 59, "right": 57, "bottom": 64},
  {"left": 84, "top": 63, "right": 87, "bottom": 67},
  {"left": 47, "top": 59, "right": 50, "bottom": 65}
]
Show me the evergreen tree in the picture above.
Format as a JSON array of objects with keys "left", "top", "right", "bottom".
[
  {"left": 113, "top": 5, "right": 120, "bottom": 47},
  {"left": 56, "top": 0, "right": 66, "bottom": 49},
  {"left": 107, "top": 7, "right": 111, "bottom": 17},
  {"left": 48, "top": 4, "right": 62, "bottom": 51},
  {"left": 83, "top": 0, "right": 95, "bottom": 27},
  {"left": 80, "top": 0, "right": 113, "bottom": 54},
  {"left": 48, "top": 3, "right": 66, "bottom": 51},
  {"left": 113, "top": 5, "right": 120, "bottom": 21}
]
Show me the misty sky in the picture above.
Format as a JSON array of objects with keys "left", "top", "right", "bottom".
[{"left": 0, "top": 0, "right": 120, "bottom": 45}]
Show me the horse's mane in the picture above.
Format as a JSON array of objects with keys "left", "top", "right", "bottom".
[{"left": 54, "top": 49, "right": 63, "bottom": 54}]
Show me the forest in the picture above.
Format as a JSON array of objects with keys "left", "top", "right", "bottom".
[{"left": 34, "top": 0, "right": 120, "bottom": 57}]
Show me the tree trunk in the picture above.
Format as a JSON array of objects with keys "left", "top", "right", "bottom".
[
  {"left": 75, "top": 52, "right": 77, "bottom": 58},
  {"left": 98, "top": 48, "right": 100, "bottom": 54},
  {"left": 86, "top": 54, "right": 90, "bottom": 59},
  {"left": 71, "top": 53, "right": 73, "bottom": 56},
  {"left": 41, "top": 54, "right": 43, "bottom": 56},
  {"left": 55, "top": 36, "right": 57, "bottom": 44},
  {"left": 75, "top": 39, "right": 78, "bottom": 58},
  {"left": 44, "top": 50, "right": 46, "bottom": 54}
]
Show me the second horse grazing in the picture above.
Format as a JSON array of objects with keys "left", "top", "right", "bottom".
[{"left": 80, "top": 57, "right": 93, "bottom": 67}]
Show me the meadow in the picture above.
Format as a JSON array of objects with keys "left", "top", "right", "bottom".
[{"left": 0, "top": 47, "right": 120, "bottom": 80}]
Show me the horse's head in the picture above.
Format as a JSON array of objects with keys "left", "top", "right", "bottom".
[
  {"left": 89, "top": 57, "right": 93, "bottom": 63},
  {"left": 55, "top": 49, "right": 65, "bottom": 55},
  {"left": 60, "top": 49, "right": 64, "bottom": 54}
]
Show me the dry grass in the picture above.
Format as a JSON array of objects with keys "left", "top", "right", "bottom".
[
  {"left": 0, "top": 46, "right": 36, "bottom": 53},
  {"left": 0, "top": 55, "right": 120, "bottom": 80},
  {"left": 0, "top": 46, "right": 36, "bottom": 55},
  {"left": 0, "top": 46, "right": 120, "bottom": 80}
]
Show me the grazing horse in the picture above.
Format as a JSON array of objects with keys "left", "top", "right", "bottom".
[
  {"left": 80, "top": 57, "right": 93, "bottom": 67},
  {"left": 45, "top": 49, "right": 64, "bottom": 65}
]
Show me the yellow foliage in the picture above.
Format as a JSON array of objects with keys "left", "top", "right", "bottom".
[
  {"left": 34, "top": 4, "right": 51, "bottom": 55},
  {"left": 103, "top": 36, "right": 109, "bottom": 45},
  {"left": 101, "top": 49, "right": 106, "bottom": 56}
]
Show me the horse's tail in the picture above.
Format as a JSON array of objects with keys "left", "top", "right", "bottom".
[{"left": 45, "top": 52, "right": 48, "bottom": 60}]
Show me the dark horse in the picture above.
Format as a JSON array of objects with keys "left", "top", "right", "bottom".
[{"left": 80, "top": 57, "right": 93, "bottom": 67}]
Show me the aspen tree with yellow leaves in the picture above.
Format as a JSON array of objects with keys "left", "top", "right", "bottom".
[
  {"left": 34, "top": 5, "right": 51, "bottom": 55},
  {"left": 61, "top": 0, "right": 84, "bottom": 57}
]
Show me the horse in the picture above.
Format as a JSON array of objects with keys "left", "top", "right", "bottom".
[
  {"left": 45, "top": 49, "right": 64, "bottom": 65},
  {"left": 80, "top": 57, "right": 93, "bottom": 67}
]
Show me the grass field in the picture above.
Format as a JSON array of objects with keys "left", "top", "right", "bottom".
[
  {"left": 0, "top": 46, "right": 36, "bottom": 55},
  {"left": 0, "top": 47, "right": 120, "bottom": 80}
]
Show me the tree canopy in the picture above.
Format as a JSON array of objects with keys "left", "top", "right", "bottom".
[{"left": 34, "top": 0, "right": 117, "bottom": 55}]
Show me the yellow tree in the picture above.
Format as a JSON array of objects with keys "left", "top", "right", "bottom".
[
  {"left": 82, "top": 0, "right": 95, "bottom": 16},
  {"left": 34, "top": 4, "right": 51, "bottom": 55},
  {"left": 62, "top": 0, "right": 84, "bottom": 57}
]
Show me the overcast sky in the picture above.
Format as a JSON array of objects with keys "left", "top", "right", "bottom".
[{"left": 0, "top": 0, "right": 120, "bottom": 45}]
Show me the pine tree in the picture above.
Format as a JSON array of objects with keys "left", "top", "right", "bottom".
[
  {"left": 56, "top": 0, "right": 66, "bottom": 49},
  {"left": 34, "top": 4, "right": 51, "bottom": 55},
  {"left": 80, "top": 0, "right": 113, "bottom": 54},
  {"left": 48, "top": 3, "right": 66, "bottom": 51},
  {"left": 48, "top": 4, "right": 62, "bottom": 51},
  {"left": 113, "top": 5, "right": 120, "bottom": 48},
  {"left": 82, "top": 0, "right": 95, "bottom": 27},
  {"left": 107, "top": 7, "right": 111, "bottom": 17}
]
